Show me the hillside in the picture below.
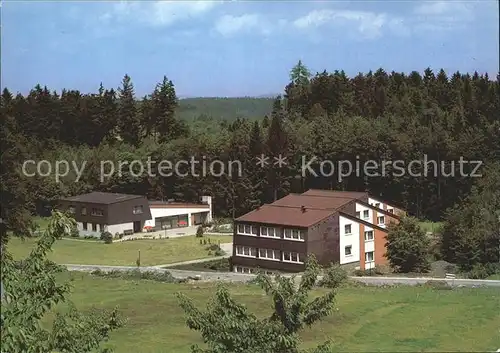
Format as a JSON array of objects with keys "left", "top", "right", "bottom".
[{"left": 176, "top": 97, "right": 275, "bottom": 120}]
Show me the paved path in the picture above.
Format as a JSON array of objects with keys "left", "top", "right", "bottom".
[
  {"left": 62, "top": 264, "right": 500, "bottom": 287},
  {"left": 113, "top": 229, "right": 232, "bottom": 242},
  {"left": 152, "top": 255, "right": 230, "bottom": 269}
]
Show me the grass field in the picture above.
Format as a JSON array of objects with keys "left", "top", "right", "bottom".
[
  {"left": 7, "top": 235, "right": 232, "bottom": 266},
  {"left": 419, "top": 221, "right": 443, "bottom": 233},
  {"left": 47, "top": 273, "right": 500, "bottom": 353}
]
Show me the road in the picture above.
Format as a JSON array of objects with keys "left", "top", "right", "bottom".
[{"left": 63, "top": 264, "right": 500, "bottom": 287}]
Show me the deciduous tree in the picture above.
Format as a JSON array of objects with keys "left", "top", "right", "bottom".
[{"left": 177, "top": 256, "right": 338, "bottom": 353}]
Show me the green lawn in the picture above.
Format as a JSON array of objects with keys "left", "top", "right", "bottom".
[
  {"left": 7, "top": 235, "right": 232, "bottom": 266},
  {"left": 47, "top": 273, "right": 500, "bottom": 353},
  {"left": 34, "top": 216, "right": 52, "bottom": 230},
  {"left": 419, "top": 221, "right": 443, "bottom": 233}
]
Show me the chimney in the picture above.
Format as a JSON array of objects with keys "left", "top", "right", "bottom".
[
  {"left": 201, "top": 196, "right": 213, "bottom": 222},
  {"left": 301, "top": 205, "right": 306, "bottom": 213}
]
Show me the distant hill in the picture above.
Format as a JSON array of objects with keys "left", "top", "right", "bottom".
[{"left": 176, "top": 97, "right": 275, "bottom": 121}]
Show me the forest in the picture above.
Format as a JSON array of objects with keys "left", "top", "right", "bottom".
[{"left": 1, "top": 62, "right": 499, "bottom": 232}]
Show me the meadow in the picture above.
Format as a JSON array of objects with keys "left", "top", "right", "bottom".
[
  {"left": 7, "top": 235, "right": 232, "bottom": 266},
  {"left": 48, "top": 272, "right": 500, "bottom": 353}
]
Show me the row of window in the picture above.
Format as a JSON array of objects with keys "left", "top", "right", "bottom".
[
  {"left": 354, "top": 209, "right": 391, "bottom": 221},
  {"left": 82, "top": 222, "right": 105, "bottom": 232},
  {"left": 344, "top": 246, "right": 374, "bottom": 262},
  {"left": 344, "top": 219, "right": 384, "bottom": 236},
  {"left": 233, "top": 266, "right": 274, "bottom": 275},
  {"left": 237, "top": 225, "right": 305, "bottom": 241},
  {"left": 235, "top": 246, "right": 303, "bottom": 263},
  {"left": 343, "top": 225, "right": 375, "bottom": 240},
  {"left": 68, "top": 205, "right": 144, "bottom": 216},
  {"left": 68, "top": 206, "right": 104, "bottom": 216}
]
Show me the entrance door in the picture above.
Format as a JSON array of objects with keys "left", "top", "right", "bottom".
[{"left": 133, "top": 221, "right": 141, "bottom": 233}]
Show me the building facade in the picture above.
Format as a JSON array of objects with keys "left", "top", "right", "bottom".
[
  {"left": 232, "top": 189, "right": 403, "bottom": 274},
  {"left": 59, "top": 192, "right": 212, "bottom": 237}
]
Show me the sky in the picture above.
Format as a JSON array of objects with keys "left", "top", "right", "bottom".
[{"left": 2, "top": 0, "right": 499, "bottom": 97}]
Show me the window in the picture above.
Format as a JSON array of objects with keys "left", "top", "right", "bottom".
[
  {"left": 235, "top": 246, "right": 257, "bottom": 257},
  {"left": 92, "top": 223, "right": 97, "bottom": 232},
  {"left": 364, "top": 231, "right": 374, "bottom": 241},
  {"left": 282, "top": 251, "right": 303, "bottom": 263},
  {"left": 261, "top": 226, "right": 279, "bottom": 238},
  {"left": 388, "top": 209, "right": 394, "bottom": 214},
  {"left": 345, "top": 246, "right": 352, "bottom": 256},
  {"left": 99, "top": 224, "right": 105, "bottom": 232},
  {"left": 81, "top": 207, "right": 87, "bottom": 215},
  {"left": 363, "top": 210, "right": 369, "bottom": 219},
  {"left": 284, "top": 229, "right": 304, "bottom": 241},
  {"left": 355, "top": 211, "right": 361, "bottom": 218},
  {"left": 234, "top": 266, "right": 254, "bottom": 274},
  {"left": 133, "top": 205, "right": 144, "bottom": 214},
  {"left": 82, "top": 222, "right": 88, "bottom": 231},
  {"left": 68, "top": 205, "right": 76, "bottom": 214},
  {"left": 344, "top": 224, "right": 352, "bottom": 234},
  {"left": 237, "top": 224, "right": 258, "bottom": 236},
  {"left": 91, "top": 208, "right": 104, "bottom": 216},
  {"left": 365, "top": 251, "right": 374, "bottom": 263},
  {"left": 259, "top": 248, "right": 280, "bottom": 261},
  {"left": 378, "top": 216, "right": 385, "bottom": 224}
]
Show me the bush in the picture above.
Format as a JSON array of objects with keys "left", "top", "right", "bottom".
[
  {"left": 465, "top": 263, "right": 500, "bottom": 279},
  {"left": 90, "top": 269, "right": 181, "bottom": 283},
  {"left": 206, "top": 244, "right": 219, "bottom": 251},
  {"left": 214, "top": 248, "right": 225, "bottom": 256},
  {"left": 101, "top": 231, "right": 113, "bottom": 244},
  {"left": 70, "top": 225, "right": 80, "bottom": 238},
  {"left": 424, "top": 280, "right": 452, "bottom": 290},
  {"left": 318, "top": 263, "right": 347, "bottom": 288},
  {"left": 353, "top": 268, "right": 378, "bottom": 277},
  {"left": 196, "top": 225, "right": 204, "bottom": 237}
]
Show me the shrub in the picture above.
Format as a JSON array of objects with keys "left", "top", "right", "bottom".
[
  {"left": 374, "top": 264, "right": 391, "bottom": 275},
  {"left": 206, "top": 244, "right": 219, "bottom": 251},
  {"left": 353, "top": 268, "right": 378, "bottom": 277},
  {"left": 90, "top": 269, "right": 180, "bottom": 283},
  {"left": 101, "top": 231, "right": 113, "bottom": 244},
  {"left": 70, "top": 225, "right": 80, "bottom": 238},
  {"left": 214, "top": 248, "right": 225, "bottom": 256},
  {"left": 424, "top": 280, "right": 452, "bottom": 290},
  {"left": 465, "top": 263, "right": 500, "bottom": 279},
  {"left": 318, "top": 263, "right": 348, "bottom": 288},
  {"left": 196, "top": 225, "right": 204, "bottom": 238}
]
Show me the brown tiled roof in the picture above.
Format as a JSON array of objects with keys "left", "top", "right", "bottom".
[
  {"left": 235, "top": 204, "right": 334, "bottom": 227},
  {"left": 271, "top": 193, "right": 353, "bottom": 209},
  {"left": 302, "top": 189, "right": 368, "bottom": 199},
  {"left": 61, "top": 192, "right": 143, "bottom": 204}
]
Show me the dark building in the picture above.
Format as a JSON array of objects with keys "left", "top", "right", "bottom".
[
  {"left": 58, "top": 192, "right": 152, "bottom": 235},
  {"left": 232, "top": 189, "right": 403, "bottom": 274}
]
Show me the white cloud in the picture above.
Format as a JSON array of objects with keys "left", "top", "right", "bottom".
[
  {"left": 413, "top": 1, "right": 469, "bottom": 16},
  {"left": 102, "top": 0, "right": 223, "bottom": 27},
  {"left": 293, "top": 9, "right": 393, "bottom": 39},
  {"left": 214, "top": 14, "right": 287, "bottom": 36},
  {"left": 412, "top": 0, "right": 476, "bottom": 31}
]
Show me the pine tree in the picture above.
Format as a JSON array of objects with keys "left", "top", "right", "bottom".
[
  {"left": 152, "top": 76, "right": 186, "bottom": 144},
  {"left": 289, "top": 60, "right": 312, "bottom": 85},
  {"left": 117, "top": 74, "right": 141, "bottom": 146}
]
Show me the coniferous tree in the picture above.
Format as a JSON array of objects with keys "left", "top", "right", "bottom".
[{"left": 117, "top": 74, "right": 141, "bottom": 146}]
